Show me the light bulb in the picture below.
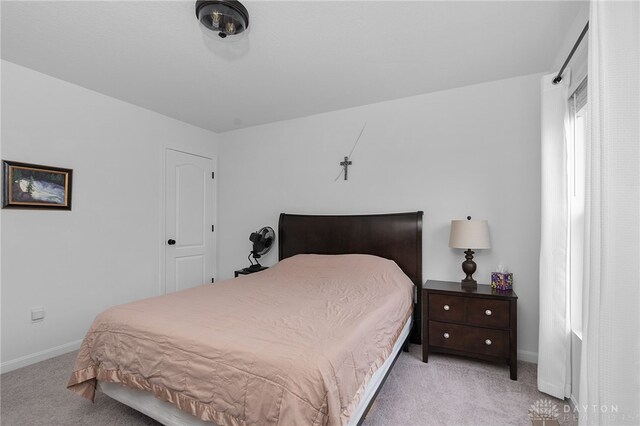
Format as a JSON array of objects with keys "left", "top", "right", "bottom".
[
  {"left": 226, "top": 21, "right": 236, "bottom": 34},
  {"left": 211, "top": 11, "right": 221, "bottom": 27}
]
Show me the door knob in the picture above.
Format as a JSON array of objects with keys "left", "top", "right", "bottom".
[{"left": 167, "top": 239, "right": 176, "bottom": 245}]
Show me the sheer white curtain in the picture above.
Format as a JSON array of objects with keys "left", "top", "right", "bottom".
[
  {"left": 538, "top": 72, "right": 572, "bottom": 400},
  {"left": 579, "top": 1, "right": 640, "bottom": 425}
]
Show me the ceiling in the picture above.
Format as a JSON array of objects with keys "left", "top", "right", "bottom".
[{"left": 2, "top": 1, "right": 584, "bottom": 133}]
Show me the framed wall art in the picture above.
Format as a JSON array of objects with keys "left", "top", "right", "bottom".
[{"left": 2, "top": 160, "right": 73, "bottom": 210}]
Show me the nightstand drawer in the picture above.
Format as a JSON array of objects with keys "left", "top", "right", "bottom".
[
  {"left": 428, "top": 294, "right": 466, "bottom": 323},
  {"left": 428, "top": 321, "right": 509, "bottom": 358},
  {"left": 466, "top": 298, "right": 510, "bottom": 328}
]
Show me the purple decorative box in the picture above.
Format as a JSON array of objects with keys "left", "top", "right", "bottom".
[{"left": 491, "top": 272, "right": 513, "bottom": 290}]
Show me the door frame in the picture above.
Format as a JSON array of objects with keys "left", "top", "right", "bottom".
[{"left": 159, "top": 146, "right": 217, "bottom": 295}]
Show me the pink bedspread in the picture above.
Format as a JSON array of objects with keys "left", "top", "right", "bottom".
[{"left": 68, "top": 254, "right": 413, "bottom": 425}]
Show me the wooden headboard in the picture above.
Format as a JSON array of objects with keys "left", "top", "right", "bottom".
[{"left": 278, "top": 211, "right": 423, "bottom": 343}]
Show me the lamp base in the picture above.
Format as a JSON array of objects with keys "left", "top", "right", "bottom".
[
  {"left": 461, "top": 279, "right": 477, "bottom": 290},
  {"left": 461, "top": 249, "right": 478, "bottom": 290}
]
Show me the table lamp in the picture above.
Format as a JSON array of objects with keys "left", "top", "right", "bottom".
[{"left": 449, "top": 216, "right": 491, "bottom": 289}]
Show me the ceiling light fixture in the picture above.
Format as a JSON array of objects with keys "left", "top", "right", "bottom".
[{"left": 195, "top": 0, "right": 249, "bottom": 39}]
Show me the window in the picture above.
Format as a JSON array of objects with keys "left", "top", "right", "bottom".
[{"left": 568, "top": 77, "right": 588, "bottom": 338}]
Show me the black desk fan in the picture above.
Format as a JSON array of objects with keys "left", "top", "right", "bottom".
[{"left": 243, "top": 226, "right": 275, "bottom": 272}]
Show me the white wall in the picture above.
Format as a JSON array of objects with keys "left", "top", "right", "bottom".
[
  {"left": 218, "top": 73, "right": 543, "bottom": 361},
  {"left": 0, "top": 61, "right": 219, "bottom": 371},
  {"left": 0, "top": 61, "right": 545, "bottom": 367}
]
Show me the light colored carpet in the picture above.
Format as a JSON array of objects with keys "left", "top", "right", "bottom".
[{"left": 1, "top": 346, "right": 575, "bottom": 425}]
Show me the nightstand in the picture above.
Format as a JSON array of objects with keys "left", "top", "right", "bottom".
[
  {"left": 422, "top": 280, "right": 518, "bottom": 380},
  {"left": 234, "top": 266, "right": 268, "bottom": 277}
]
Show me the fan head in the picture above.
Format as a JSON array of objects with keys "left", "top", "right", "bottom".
[{"left": 249, "top": 226, "right": 275, "bottom": 258}]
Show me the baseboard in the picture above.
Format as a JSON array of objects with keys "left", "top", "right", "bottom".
[
  {"left": 0, "top": 339, "right": 82, "bottom": 374},
  {"left": 518, "top": 349, "right": 538, "bottom": 364}
]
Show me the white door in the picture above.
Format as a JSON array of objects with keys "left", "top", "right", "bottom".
[{"left": 165, "top": 149, "right": 215, "bottom": 293}]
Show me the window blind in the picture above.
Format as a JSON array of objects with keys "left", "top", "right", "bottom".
[{"left": 571, "top": 77, "right": 588, "bottom": 111}]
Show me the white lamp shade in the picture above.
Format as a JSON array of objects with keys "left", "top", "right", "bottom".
[{"left": 449, "top": 219, "right": 491, "bottom": 249}]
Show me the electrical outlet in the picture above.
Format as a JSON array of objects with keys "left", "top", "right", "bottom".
[{"left": 31, "top": 307, "right": 45, "bottom": 323}]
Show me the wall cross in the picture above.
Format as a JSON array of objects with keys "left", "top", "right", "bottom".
[{"left": 340, "top": 156, "right": 352, "bottom": 181}]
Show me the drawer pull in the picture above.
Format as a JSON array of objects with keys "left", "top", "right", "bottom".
[
  {"left": 443, "top": 305, "right": 450, "bottom": 311},
  {"left": 444, "top": 333, "right": 450, "bottom": 339},
  {"left": 485, "top": 339, "right": 492, "bottom": 345},
  {"left": 485, "top": 309, "right": 492, "bottom": 316}
]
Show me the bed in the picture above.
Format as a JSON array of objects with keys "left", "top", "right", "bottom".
[{"left": 68, "top": 211, "right": 423, "bottom": 425}]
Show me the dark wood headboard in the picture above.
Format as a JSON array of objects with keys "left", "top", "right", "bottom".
[{"left": 278, "top": 211, "right": 423, "bottom": 343}]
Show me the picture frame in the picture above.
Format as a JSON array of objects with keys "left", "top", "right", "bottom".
[{"left": 2, "top": 160, "right": 73, "bottom": 210}]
